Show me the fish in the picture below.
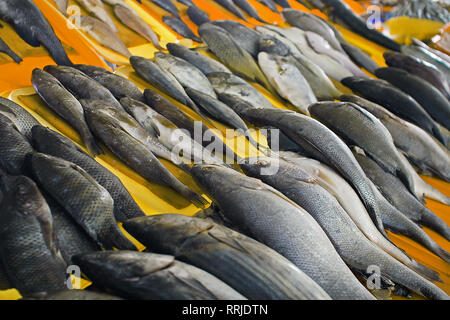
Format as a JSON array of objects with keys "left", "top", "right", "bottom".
[
  {"left": 52, "top": 0, "right": 68, "bottom": 14},
  {"left": 308, "top": 101, "right": 416, "bottom": 195},
  {"left": 341, "top": 77, "right": 446, "bottom": 145},
  {"left": 187, "top": 5, "right": 211, "bottom": 26},
  {"left": 191, "top": 164, "right": 375, "bottom": 300},
  {"left": 43, "top": 65, "right": 124, "bottom": 111},
  {"left": 375, "top": 67, "right": 450, "bottom": 130},
  {"left": 256, "top": 0, "right": 279, "bottom": 13},
  {"left": 340, "top": 94, "right": 450, "bottom": 182},
  {"left": 73, "top": 251, "right": 247, "bottom": 299},
  {"left": 412, "top": 38, "right": 450, "bottom": 65},
  {"left": 83, "top": 104, "right": 209, "bottom": 208},
  {"left": 257, "top": 52, "right": 317, "bottom": 115},
  {"left": 0, "top": 97, "right": 40, "bottom": 141},
  {"left": 383, "top": 51, "right": 450, "bottom": 100},
  {"left": 241, "top": 157, "right": 449, "bottom": 300},
  {"left": 0, "top": 174, "right": 67, "bottom": 297},
  {"left": 0, "top": 36, "right": 22, "bottom": 63},
  {"left": 401, "top": 45, "right": 450, "bottom": 81},
  {"left": 213, "top": 0, "right": 247, "bottom": 21},
  {"left": 340, "top": 42, "right": 380, "bottom": 75},
  {"left": 31, "top": 68, "right": 103, "bottom": 157},
  {"left": 211, "top": 20, "right": 261, "bottom": 59},
  {"left": 273, "top": 0, "right": 290, "bottom": 8},
  {"left": 154, "top": 52, "right": 217, "bottom": 98},
  {"left": 75, "top": 15, "right": 131, "bottom": 57},
  {"left": 113, "top": 4, "right": 162, "bottom": 49},
  {"left": 0, "top": 114, "right": 34, "bottom": 175},
  {"left": 123, "top": 214, "right": 332, "bottom": 300},
  {"left": 0, "top": 261, "right": 10, "bottom": 290},
  {"left": 166, "top": 43, "right": 231, "bottom": 75},
  {"left": 175, "top": 0, "right": 195, "bottom": 7},
  {"left": 150, "top": 0, "right": 180, "bottom": 18},
  {"left": 39, "top": 290, "right": 122, "bottom": 300},
  {"left": 162, "top": 16, "right": 201, "bottom": 42},
  {"left": 231, "top": 0, "right": 268, "bottom": 23},
  {"left": 31, "top": 125, "right": 146, "bottom": 222},
  {"left": 198, "top": 23, "right": 276, "bottom": 96},
  {"left": 75, "top": 0, "right": 118, "bottom": 32},
  {"left": 30, "top": 152, "right": 136, "bottom": 251},
  {"left": 0, "top": 0, "right": 72, "bottom": 65},
  {"left": 73, "top": 64, "right": 144, "bottom": 102}
]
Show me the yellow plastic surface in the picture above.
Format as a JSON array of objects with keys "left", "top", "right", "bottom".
[{"left": 386, "top": 16, "right": 445, "bottom": 45}]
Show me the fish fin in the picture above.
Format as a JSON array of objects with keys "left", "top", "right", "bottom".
[
  {"left": 167, "top": 269, "right": 219, "bottom": 299},
  {"left": 410, "top": 260, "right": 442, "bottom": 283},
  {"left": 101, "top": 224, "right": 137, "bottom": 251},
  {"left": 207, "top": 230, "right": 252, "bottom": 255}
]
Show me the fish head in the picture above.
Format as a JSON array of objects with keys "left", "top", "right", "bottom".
[
  {"left": 207, "top": 72, "right": 233, "bottom": 90},
  {"left": 258, "top": 34, "right": 290, "bottom": 57},
  {"left": 239, "top": 156, "right": 276, "bottom": 177},
  {"left": 31, "top": 125, "right": 80, "bottom": 153},
  {"left": 31, "top": 68, "right": 54, "bottom": 84},
  {"left": 217, "top": 93, "right": 253, "bottom": 115},
  {"left": 308, "top": 101, "right": 344, "bottom": 118},
  {"left": 0, "top": 112, "right": 16, "bottom": 129}
]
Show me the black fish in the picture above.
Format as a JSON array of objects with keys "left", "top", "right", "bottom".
[
  {"left": 150, "top": 0, "right": 180, "bottom": 18},
  {"left": 0, "top": 97, "right": 40, "bottom": 141},
  {"left": 232, "top": 0, "right": 268, "bottom": 23},
  {"left": 0, "top": 36, "right": 21, "bottom": 63},
  {"left": 187, "top": 5, "right": 211, "bottom": 26},
  {"left": 162, "top": 16, "right": 201, "bottom": 42},
  {"left": 213, "top": 0, "right": 247, "bottom": 21}
]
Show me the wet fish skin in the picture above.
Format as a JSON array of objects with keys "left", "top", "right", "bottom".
[
  {"left": 31, "top": 69, "right": 103, "bottom": 157},
  {"left": 187, "top": 5, "right": 211, "bottom": 26},
  {"left": 0, "top": 260, "right": 10, "bottom": 290},
  {"left": 191, "top": 164, "right": 375, "bottom": 300},
  {"left": 273, "top": 0, "right": 290, "bottom": 8},
  {"left": 39, "top": 290, "right": 122, "bottom": 300},
  {"left": 0, "top": 0, "right": 72, "bottom": 66},
  {"left": 0, "top": 174, "right": 67, "bottom": 297},
  {"left": 401, "top": 45, "right": 450, "bottom": 81},
  {"left": 375, "top": 67, "right": 450, "bottom": 130},
  {"left": 213, "top": 0, "right": 247, "bottom": 20},
  {"left": 256, "top": 0, "right": 279, "bottom": 13},
  {"left": 162, "top": 16, "right": 201, "bottom": 42},
  {"left": 31, "top": 125, "right": 146, "bottom": 222},
  {"left": 73, "top": 250, "right": 246, "bottom": 300},
  {"left": 231, "top": 0, "right": 268, "bottom": 23},
  {"left": 150, "top": 0, "right": 180, "bottom": 18},
  {"left": 0, "top": 36, "right": 22, "bottom": 63},
  {"left": 30, "top": 152, "right": 136, "bottom": 251},
  {"left": 75, "top": 0, "right": 118, "bottom": 32},
  {"left": 341, "top": 42, "right": 380, "bottom": 74},
  {"left": 0, "top": 97, "right": 40, "bottom": 141},
  {"left": 123, "top": 214, "right": 332, "bottom": 300}
]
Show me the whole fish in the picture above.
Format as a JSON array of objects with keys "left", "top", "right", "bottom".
[
  {"left": 123, "top": 214, "right": 332, "bottom": 300},
  {"left": 256, "top": 0, "right": 279, "bottom": 13},
  {"left": 150, "top": 0, "right": 180, "bottom": 18},
  {"left": 0, "top": 114, "right": 34, "bottom": 175},
  {"left": 0, "top": 174, "right": 67, "bottom": 297},
  {"left": 30, "top": 152, "right": 136, "bottom": 250},
  {"left": 191, "top": 164, "right": 375, "bottom": 300},
  {"left": 43, "top": 65, "right": 124, "bottom": 111},
  {"left": 166, "top": 43, "right": 231, "bottom": 75},
  {"left": 0, "top": 0, "right": 72, "bottom": 65},
  {"left": 401, "top": 45, "right": 450, "bottom": 81},
  {"left": 258, "top": 52, "right": 317, "bottom": 115},
  {"left": 198, "top": 23, "right": 276, "bottom": 96},
  {"left": 73, "top": 64, "right": 144, "bottom": 102},
  {"left": 0, "top": 97, "right": 40, "bottom": 141},
  {"left": 341, "top": 77, "right": 446, "bottom": 145},
  {"left": 383, "top": 51, "right": 450, "bottom": 100},
  {"left": 76, "top": 15, "right": 131, "bottom": 58},
  {"left": 154, "top": 52, "right": 217, "bottom": 98},
  {"left": 232, "top": 0, "right": 268, "bottom": 23},
  {"left": 31, "top": 125, "right": 146, "bottom": 222},
  {"left": 75, "top": 0, "right": 118, "bottom": 32},
  {"left": 31, "top": 69, "right": 103, "bottom": 157},
  {"left": 73, "top": 251, "right": 247, "bottom": 299},
  {"left": 375, "top": 67, "right": 450, "bottom": 130},
  {"left": 52, "top": 0, "right": 68, "bottom": 14},
  {"left": 113, "top": 4, "right": 162, "bottom": 49},
  {"left": 241, "top": 157, "right": 449, "bottom": 300},
  {"left": 187, "top": 5, "right": 211, "bottom": 26},
  {"left": 340, "top": 94, "right": 450, "bottom": 182},
  {"left": 162, "top": 16, "right": 201, "bottom": 42},
  {"left": 309, "top": 101, "right": 415, "bottom": 194},
  {"left": 40, "top": 290, "right": 122, "bottom": 300},
  {"left": 0, "top": 36, "right": 21, "bottom": 64},
  {"left": 340, "top": 42, "right": 380, "bottom": 74},
  {"left": 83, "top": 104, "right": 209, "bottom": 208},
  {"left": 213, "top": 0, "right": 247, "bottom": 21}
]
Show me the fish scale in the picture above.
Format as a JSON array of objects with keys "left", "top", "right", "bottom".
[{"left": 0, "top": 97, "right": 40, "bottom": 141}]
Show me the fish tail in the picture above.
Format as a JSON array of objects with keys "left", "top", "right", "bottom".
[
  {"left": 420, "top": 210, "right": 450, "bottom": 242},
  {"left": 178, "top": 185, "right": 209, "bottom": 208},
  {"left": 83, "top": 133, "right": 104, "bottom": 157},
  {"left": 419, "top": 180, "right": 450, "bottom": 205},
  {"left": 410, "top": 259, "right": 442, "bottom": 283},
  {"left": 102, "top": 224, "right": 137, "bottom": 251}
]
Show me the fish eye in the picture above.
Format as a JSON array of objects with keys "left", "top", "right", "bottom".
[{"left": 16, "top": 184, "right": 28, "bottom": 195}]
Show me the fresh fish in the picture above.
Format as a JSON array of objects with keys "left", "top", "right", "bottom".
[
  {"left": 187, "top": 5, "right": 211, "bottom": 26},
  {"left": 31, "top": 69, "right": 103, "bottom": 157},
  {"left": 83, "top": 104, "right": 209, "bottom": 208},
  {"left": 213, "top": 0, "right": 247, "bottom": 21},
  {"left": 0, "top": 0, "right": 72, "bottom": 65},
  {"left": 30, "top": 152, "right": 136, "bottom": 250},
  {"left": 191, "top": 164, "right": 375, "bottom": 300},
  {"left": 258, "top": 52, "right": 317, "bottom": 115},
  {"left": 256, "top": 0, "right": 279, "bottom": 13},
  {"left": 340, "top": 94, "right": 450, "bottom": 182},
  {"left": 0, "top": 97, "right": 40, "bottom": 141},
  {"left": 73, "top": 64, "right": 144, "bottom": 102},
  {"left": 40, "top": 290, "right": 122, "bottom": 300},
  {"left": 162, "top": 16, "right": 201, "bottom": 42},
  {"left": 375, "top": 67, "right": 450, "bottom": 130},
  {"left": 75, "top": 0, "right": 118, "bottom": 32},
  {"left": 340, "top": 42, "right": 380, "bottom": 74},
  {"left": 198, "top": 23, "right": 276, "bottom": 96},
  {"left": 113, "top": 4, "right": 162, "bottom": 49},
  {"left": 76, "top": 15, "right": 131, "bottom": 58},
  {"left": 150, "top": 0, "right": 180, "bottom": 18},
  {"left": 0, "top": 114, "right": 34, "bottom": 175},
  {"left": 241, "top": 157, "right": 449, "bottom": 300},
  {"left": 154, "top": 52, "right": 217, "bottom": 98},
  {"left": 31, "top": 125, "right": 146, "bottom": 222},
  {"left": 175, "top": 0, "right": 195, "bottom": 7},
  {"left": 273, "top": 0, "right": 290, "bottom": 8},
  {"left": 412, "top": 38, "right": 450, "bottom": 65},
  {"left": 0, "top": 36, "right": 21, "bottom": 63},
  {"left": 232, "top": 0, "right": 268, "bottom": 23},
  {"left": 341, "top": 77, "right": 446, "bottom": 145},
  {"left": 73, "top": 251, "right": 247, "bottom": 299},
  {"left": 309, "top": 101, "right": 416, "bottom": 194},
  {"left": 123, "top": 214, "right": 332, "bottom": 300},
  {"left": 43, "top": 65, "right": 124, "bottom": 111},
  {"left": 0, "top": 174, "right": 67, "bottom": 297},
  {"left": 52, "top": 0, "right": 68, "bottom": 14},
  {"left": 401, "top": 45, "right": 450, "bottom": 81}
]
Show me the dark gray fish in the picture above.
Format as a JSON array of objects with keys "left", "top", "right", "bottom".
[
  {"left": 0, "top": 36, "right": 21, "bottom": 63},
  {"left": 341, "top": 77, "right": 446, "bottom": 145},
  {"left": 0, "top": 174, "right": 67, "bottom": 297},
  {"left": 150, "top": 0, "right": 180, "bottom": 18},
  {"left": 176, "top": 0, "right": 195, "bottom": 7},
  {"left": 40, "top": 290, "right": 122, "bottom": 300},
  {"left": 191, "top": 164, "right": 375, "bottom": 300},
  {"left": 123, "top": 214, "right": 332, "bottom": 300},
  {"left": 0, "top": 97, "right": 40, "bottom": 141},
  {"left": 187, "top": 5, "right": 211, "bottom": 26},
  {"left": 273, "top": 0, "right": 290, "bottom": 8},
  {"left": 213, "top": 0, "right": 247, "bottom": 20},
  {"left": 0, "top": 0, "right": 72, "bottom": 65},
  {"left": 401, "top": 45, "right": 450, "bottom": 81},
  {"left": 256, "top": 0, "right": 279, "bottom": 13},
  {"left": 31, "top": 125, "right": 145, "bottom": 222},
  {"left": 73, "top": 251, "right": 247, "bottom": 300},
  {"left": 0, "top": 260, "right": 10, "bottom": 290},
  {"left": 162, "top": 16, "right": 201, "bottom": 42},
  {"left": 232, "top": 0, "right": 268, "bottom": 23},
  {"left": 30, "top": 152, "right": 136, "bottom": 251},
  {"left": 212, "top": 20, "right": 261, "bottom": 58},
  {"left": 341, "top": 42, "right": 380, "bottom": 74}
]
